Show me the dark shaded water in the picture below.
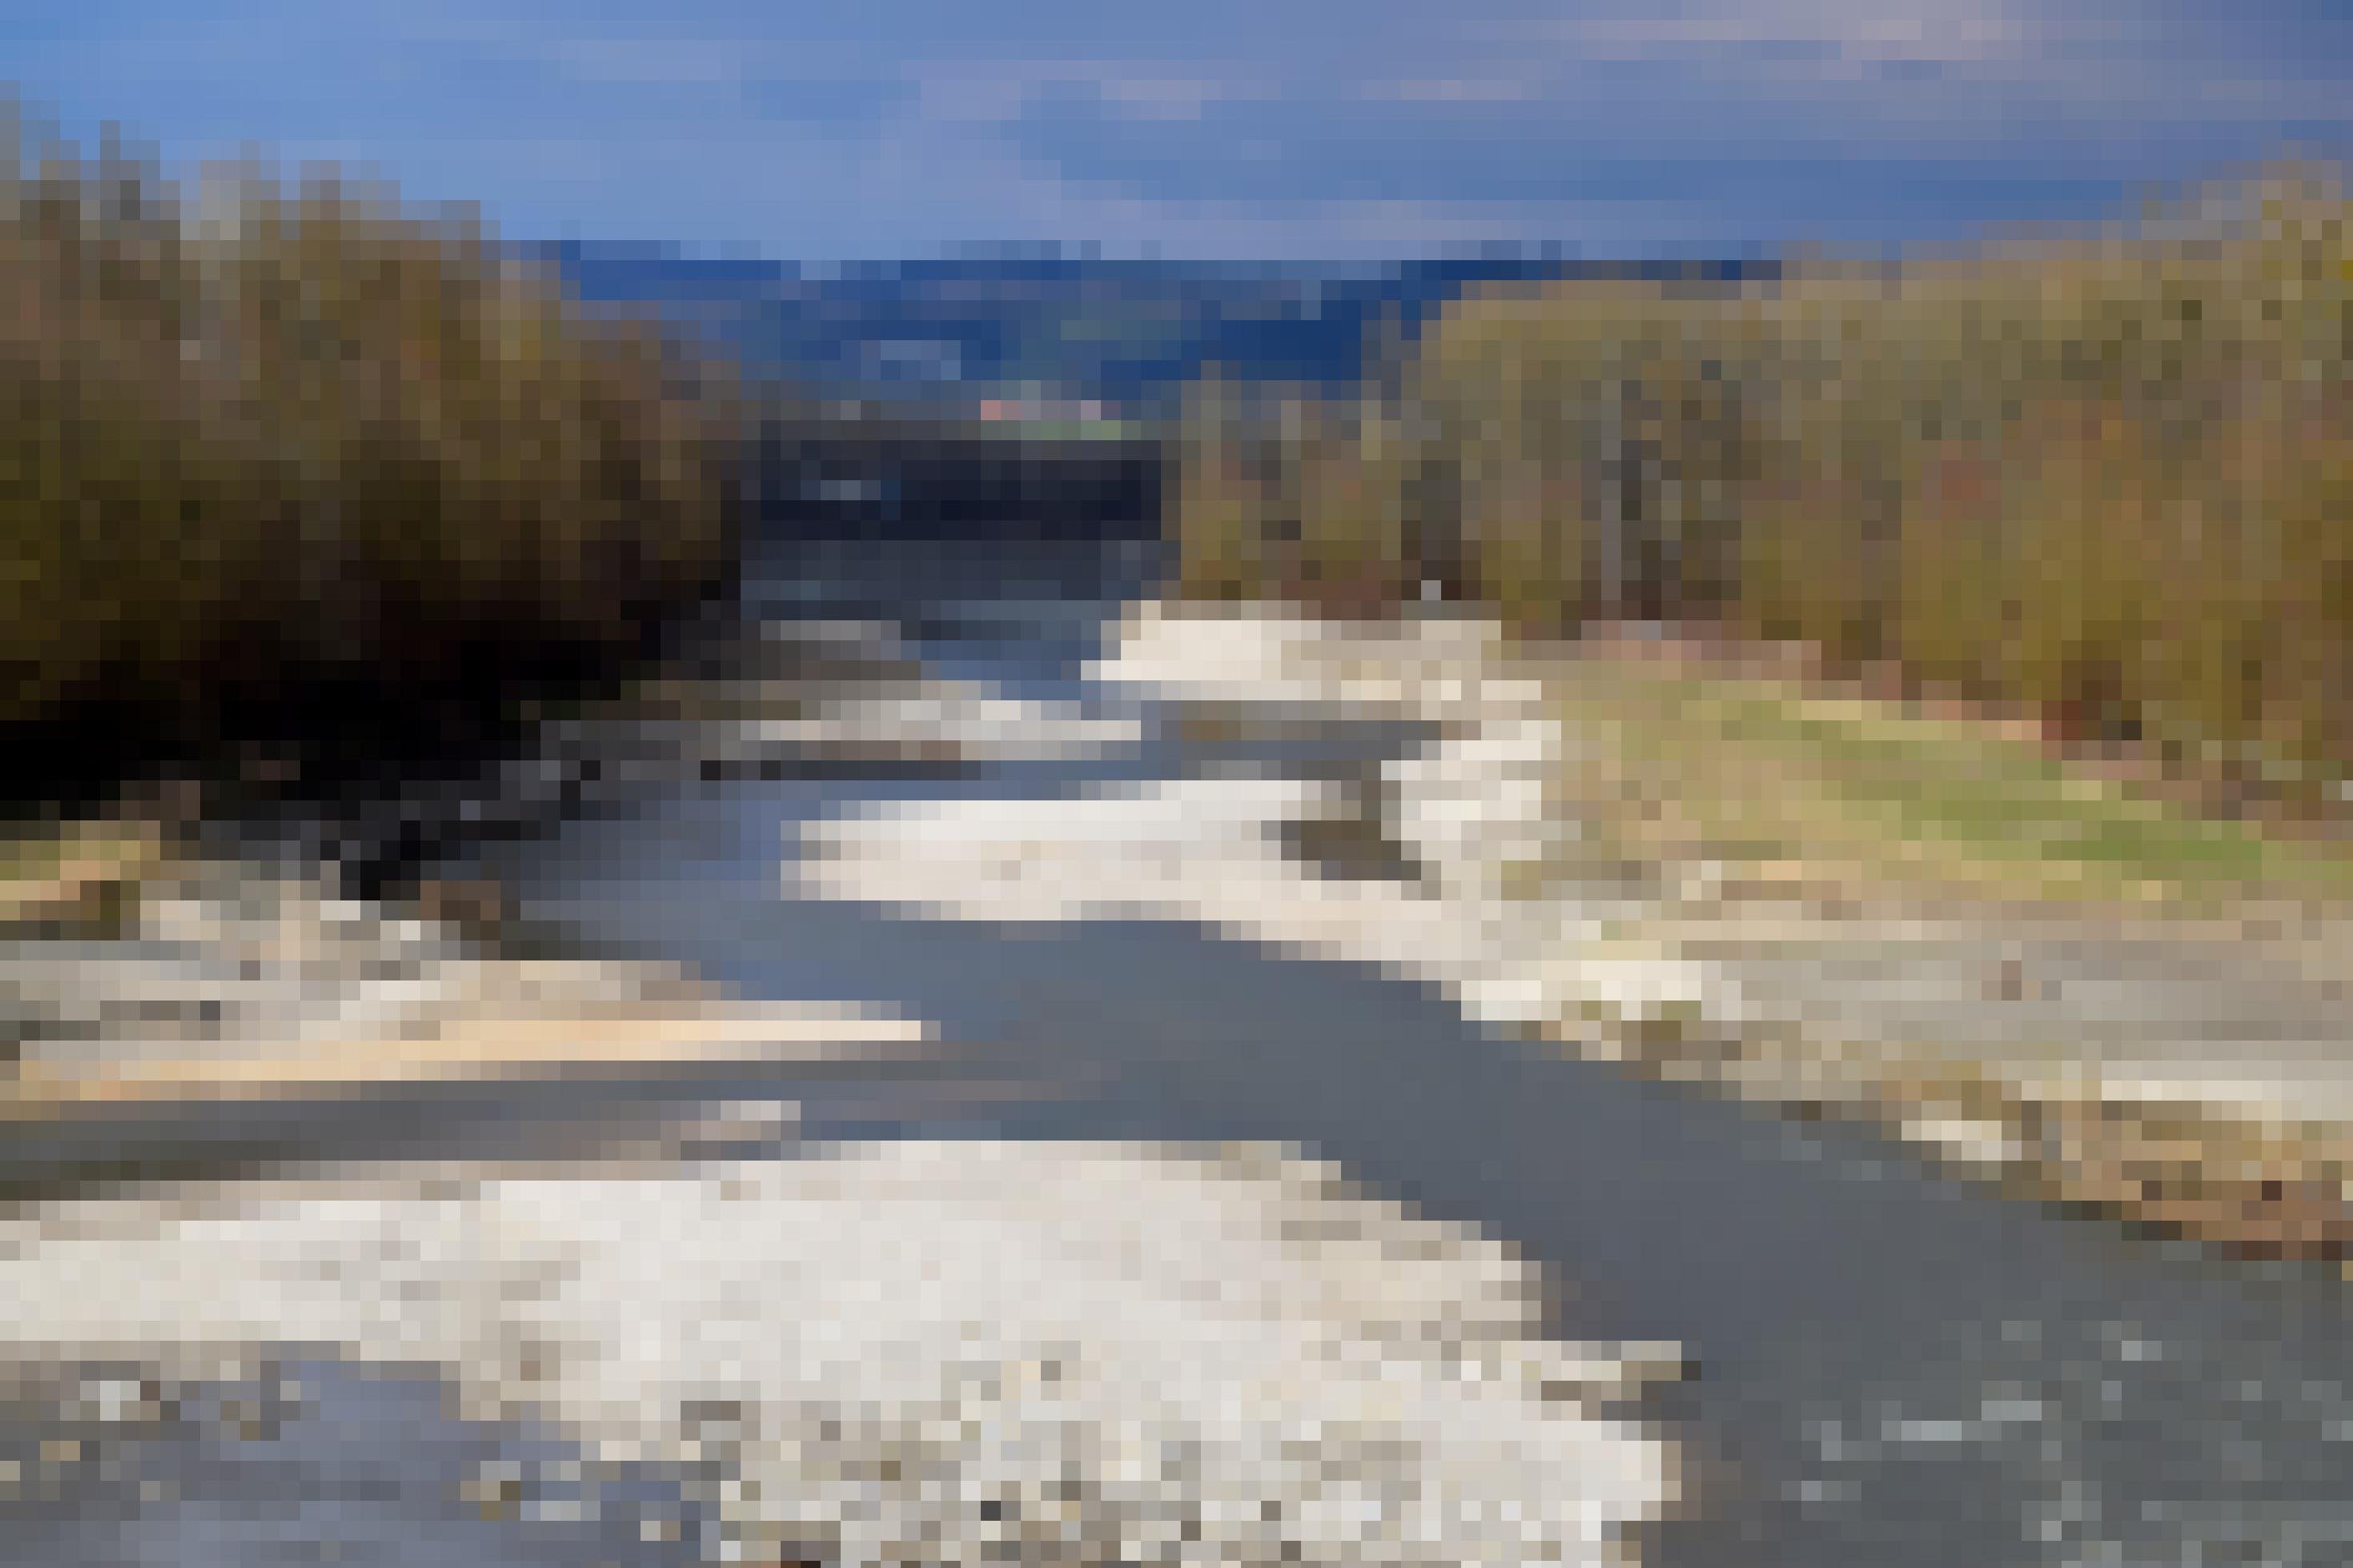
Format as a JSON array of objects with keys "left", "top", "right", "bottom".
[{"left": 10, "top": 533, "right": 2353, "bottom": 1567}]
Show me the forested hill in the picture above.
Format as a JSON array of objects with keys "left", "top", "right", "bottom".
[{"left": 523, "top": 246, "right": 1777, "bottom": 414}]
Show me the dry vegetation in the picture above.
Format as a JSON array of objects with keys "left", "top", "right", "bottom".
[
  {"left": 1515, "top": 639, "right": 2353, "bottom": 920},
  {"left": 0, "top": 106, "right": 744, "bottom": 767},
  {"left": 1175, "top": 164, "right": 2353, "bottom": 812}
]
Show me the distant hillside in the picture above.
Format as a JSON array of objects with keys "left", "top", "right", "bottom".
[{"left": 521, "top": 246, "right": 1775, "bottom": 415}]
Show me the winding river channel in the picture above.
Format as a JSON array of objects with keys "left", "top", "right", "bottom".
[{"left": 10, "top": 531, "right": 2353, "bottom": 1567}]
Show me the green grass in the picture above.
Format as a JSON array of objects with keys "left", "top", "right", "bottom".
[{"left": 1536, "top": 654, "right": 2353, "bottom": 915}]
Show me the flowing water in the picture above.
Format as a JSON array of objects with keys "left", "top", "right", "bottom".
[{"left": 9, "top": 531, "right": 2353, "bottom": 1567}]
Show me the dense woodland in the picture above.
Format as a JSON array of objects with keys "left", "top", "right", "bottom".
[
  {"left": 14, "top": 96, "right": 2353, "bottom": 808},
  {"left": 0, "top": 109, "right": 742, "bottom": 772},
  {"left": 1175, "top": 166, "right": 2353, "bottom": 800}
]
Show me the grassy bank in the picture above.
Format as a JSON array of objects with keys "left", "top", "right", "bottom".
[
  {"left": 1102, "top": 604, "right": 2353, "bottom": 1260},
  {"left": 0, "top": 103, "right": 745, "bottom": 793},
  {"left": 1173, "top": 163, "right": 2353, "bottom": 810},
  {"left": 1518, "top": 635, "right": 2353, "bottom": 920}
]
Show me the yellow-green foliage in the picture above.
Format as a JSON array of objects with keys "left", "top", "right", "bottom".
[
  {"left": 1174, "top": 164, "right": 2353, "bottom": 792},
  {"left": 0, "top": 107, "right": 741, "bottom": 741}
]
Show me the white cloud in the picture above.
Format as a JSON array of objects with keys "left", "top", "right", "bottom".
[
  {"left": 1359, "top": 78, "right": 1543, "bottom": 104},
  {"left": 532, "top": 34, "right": 753, "bottom": 88},
  {"left": 909, "top": 59, "right": 1269, "bottom": 128},
  {"left": 1095, "top": 74, "right": 1235, "bottom": 122},
  {"left": 1487, "top": 0, "right": 2037, "bottom": 69}
]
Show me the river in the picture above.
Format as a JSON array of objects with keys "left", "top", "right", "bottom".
[{"left": 10, "top": 530, "right": 2353, "bottom": 1567}]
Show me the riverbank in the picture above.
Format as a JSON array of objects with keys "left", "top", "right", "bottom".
[
  {"left": 1188, "top": 606, "right": 2353, "bottom": 1262},
  {"left": 812, "top": 601, "right": 2353, "bottom": 1263},
  {"left": 0, "top": 832, "right": 930, "bottom": 1122},
  {"left": 2, "top": 1143, "right": 1681, "bottom": 1567},
  {"left": 0, "top": 770, "right": 1687, "bottom": 1564}
]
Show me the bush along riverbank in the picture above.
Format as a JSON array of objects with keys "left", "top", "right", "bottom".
[
  {"left": 1171, "top": 162, "right": 2353, "bottom": 817},
  {"left": 0, "top": 102, "right": 747, "bottom": 804},
  {"left": 1082, "top": 606, "right": 2353, "bottom": 1266},
  {"left": 0, "top": 103, "right": 816, "bottom": 1169},
  {"left": 1156, "top": 158, "right": 2353, "bottom": 1259}
]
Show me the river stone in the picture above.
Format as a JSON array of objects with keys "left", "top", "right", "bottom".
[{"left": 0, "top": 1141, "right": 1677, "bottom": 1567}]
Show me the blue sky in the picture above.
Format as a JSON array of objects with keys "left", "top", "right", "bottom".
[{"left": 10, "top": 0, "right": 2353, "bottom": 260}]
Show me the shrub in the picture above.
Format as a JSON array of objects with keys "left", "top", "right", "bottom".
[
  {"left": 0, "top": 102, "right": 743, "bottom": 764},
  {"left": 1172, "top": 162, "right": 2353, "bottom": 792}
]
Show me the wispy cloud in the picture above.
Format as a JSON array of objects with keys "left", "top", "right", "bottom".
[
  {"left": 15, "top": 0, "right": 2353, "bottom": 257},
  {"left": 528, "top": 34, "right": 753, "bottom": 88},
  {"left": 1094, "top": 74, "right": 1236, "bottom": 122},
  {"left": 910, "top": 59, "right": 1269, "bottom": 129},
  {"left": 1358, "top": 78, "right": 1542, "bottom": 104},
  {"left": 1483, "top": 1, "right": 2037, "bottom": 69}
]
